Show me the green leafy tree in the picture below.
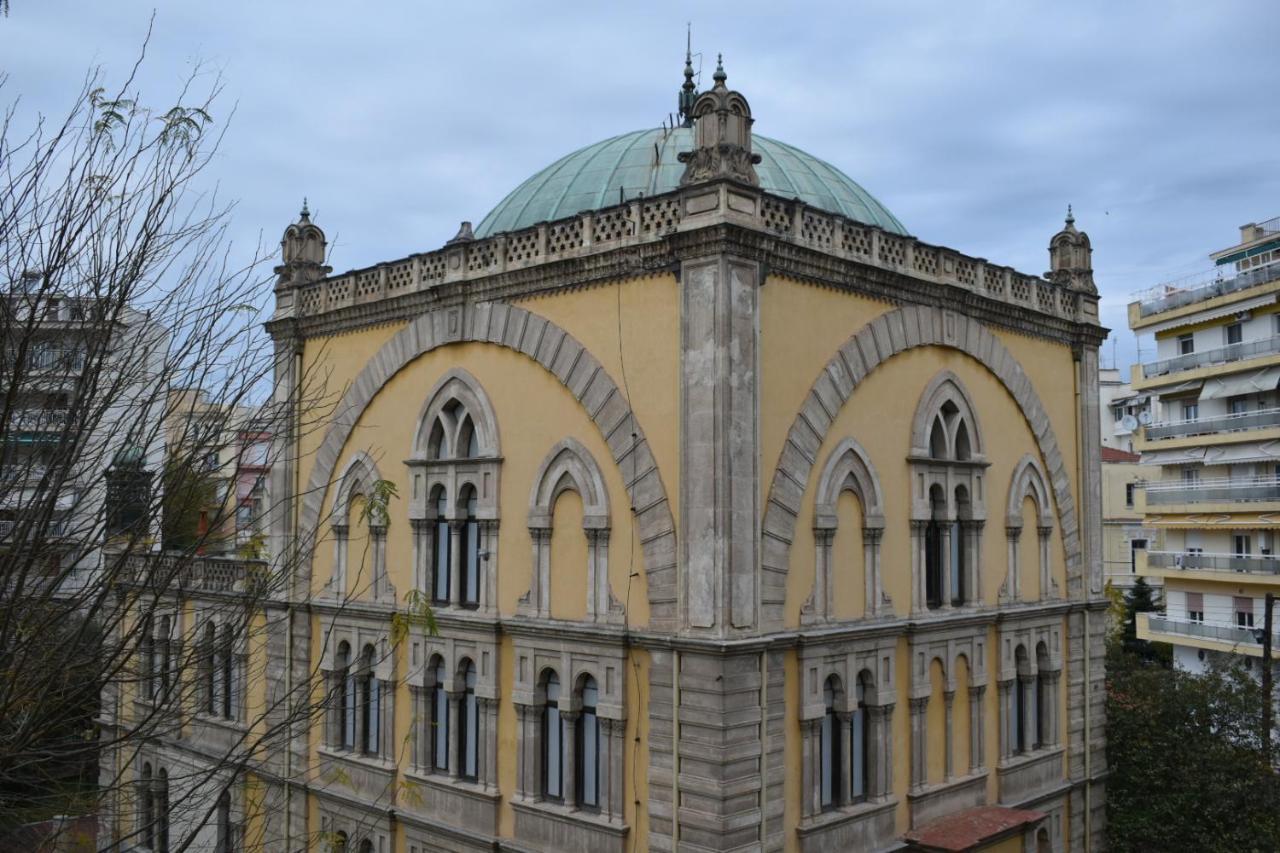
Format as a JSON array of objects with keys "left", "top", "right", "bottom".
[
  {"left": 1107, "top": 651, "right": 1280, "bottom": 851},
  {"left": 1119, "top": 576, "right": 1168, "bottom": 664}
]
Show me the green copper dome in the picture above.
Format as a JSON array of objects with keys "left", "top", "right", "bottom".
[{"left": 474, "top": 127, "right": 907, "bottom": 238}]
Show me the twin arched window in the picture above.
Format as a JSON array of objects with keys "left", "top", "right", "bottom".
[
  {"left": 539, "top": 669, "right": 602, "bottom": 809},
  {"left": 429, "top": 485, "right": 481, "bottom": 607},
  {"left": 138, "top": 762, "right": 170, "bottom": 852},
  {"left": 333, "top": 641, "right": 380, "bottom": 756},
  {"left": 1011, "top": 641, "right": 1056, "bottom": 756},
  {"left": 424, "top": 656, "right": 480, "bottom": 779},
  {"left": 818, "top": 673, "right": 872, "bottom": 812},
  {"left": 200, "top": 621, "right": 237, "bottom": 720}
]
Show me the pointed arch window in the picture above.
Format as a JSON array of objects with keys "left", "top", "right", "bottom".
[
  {"left": 156, "top": 768, "right": 170, "bottom": 853},
  {"left": 221, "top": 624, "right": 236, "bottom": 720},
  {"left": 1014, "top": 645, "right": 1031, "bottom": 755},
  {"left": 141, "top": 617, "right": 155, "bottom": 700},
  {"left": 577, "top": 675, "right": 600, "bottom": 809},
  {"left": 542, "top": 671, "right": 563, "bottom": 800},
  {"left": 216, "top": 790, "right": 236, "bottom": 853},
  {"left": 140, "top": 762, "right": 155, "bottom": 850}
]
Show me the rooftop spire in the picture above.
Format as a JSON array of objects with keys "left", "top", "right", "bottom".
[
  {"left": 1066, "top": 203, "right": 1074, "bottom": 226},
  {"left": 713, "top": 53, "right": 727, "bottom": 86},
  {"left": 678, "top": 25, "right": 697, "bottom": 127},
  {"left": 300, "top": 197, "right": 311, "bottom": 220}
]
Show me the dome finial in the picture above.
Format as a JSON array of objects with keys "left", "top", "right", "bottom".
[
  {"left": 679, "top": 24, "right": 697, "bottom": 127},
  {"left": 1066, "top": 203, "right": 1074, "bottom": 226},
  {"left": 713, "top": 53, "right": 726, "bottom": 86},
  {"left": 300, "top": 197, "right": 311, "bottom": 220}
]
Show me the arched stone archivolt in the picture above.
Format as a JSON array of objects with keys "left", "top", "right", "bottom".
[
  {"left": 328, "top": 451, "right": 394, "bottom": 603},
  {"left": 762, "top": 304, "right": 1082, "bottom": 628},
  {"left": 298, "top": 302, "right": 677, "bottom": 629},
  {"left": 802, "top": 437, "right": 888, "bottom": 623},
  {"left": 521, "top": 438, "right": 624, "bottom": 623},
  {"left": 1003, "top": 454, "right": 1057, "bottom": 602}
]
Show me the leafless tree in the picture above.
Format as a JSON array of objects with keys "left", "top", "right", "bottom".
[{"left": 0, "top": 44, "right": 411, "bottom": 852}]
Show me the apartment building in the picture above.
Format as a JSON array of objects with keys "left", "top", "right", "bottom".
[
  {"left": 1129, "top": 216, "right": 1280, "bottom": 672},
  {"left": 1, "top": 275, "right": 166, "bottom": 593}
]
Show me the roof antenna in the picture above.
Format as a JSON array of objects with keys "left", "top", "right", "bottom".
[{"left": 678, "top": 23, "right": 697, "bottom": 127}]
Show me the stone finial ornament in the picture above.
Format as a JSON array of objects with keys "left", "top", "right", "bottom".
[
  {"left": 1047, "top": 205, "right": 1096, "bottom": 295},
  {"left": 275, "top": 200, "right": 331, "bottom": 287},
  {"left": 677, "top": 54, "right": 762, "bottom": 187},
  {"left": 678, "top": 26, "right": 697, "bottom": 127},
  {"left": 448, "top": 220, "right": 476, "bottom": 244}
]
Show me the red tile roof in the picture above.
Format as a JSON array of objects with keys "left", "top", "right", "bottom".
[
  {"left": 904, "top": 805, "right": 1045, "bottom": 852},
  {"left": 1101, "top": 446, "right": 1141, "bottom": 463}
]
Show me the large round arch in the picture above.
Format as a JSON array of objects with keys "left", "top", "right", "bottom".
[
  {"left": 761, "top": 304, "right": 1084, "bottom": 626},
  {"left": 297, "top": 302, "right": 678, "bottom": 628}
]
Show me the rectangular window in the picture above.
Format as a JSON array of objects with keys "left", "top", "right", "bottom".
[
  {"left": 1186, "top": 592, "right": 1204, "bottom": 623},
  {"left": 1125, "top": 483, "right": 1136, "bottom": 508},
  {"left": 1234, "top": 534, "right": 1252, "bottom": 557},
  {"left": 1229, "top": 396, "right": 1250, "bottom": 416},
  {"left": 1182, "top": 467, "right": 1201, "bottom": 485},
  {"left": 1235, "top": 596, "right": 1255, "bottom": 629},
  {"left": 1178, "top": 333, "right": 1195, "bottom": 355},
  {"left": 1226, "top": 322, "right": 1244, "bottom": 346},
  {"left": 1182, "top": 402, "right": 1199, "bottom": 421}
]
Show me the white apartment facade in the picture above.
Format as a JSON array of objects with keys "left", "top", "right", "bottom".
[{"left": 1129, "top": 216, "right": 1280, "bottom": 673}]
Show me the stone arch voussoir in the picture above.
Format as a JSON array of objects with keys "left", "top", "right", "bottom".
[
  {"left": 297, "top": 302, "right": 678, "bottom": 629},
  {"left": 762, "top": 305, "right": 1082, "bottom": 626}
]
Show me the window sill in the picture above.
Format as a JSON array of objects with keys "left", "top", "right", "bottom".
[
  {"left": 512, "top": 798, "right": 627, "bottom": 835},
  {"left": 997, "top": 744, "right": 1063, "bottom": 771},
  {"left": 317, "top": 745, "right": 396, "bottom": 776},
  {"left": 403, "top": 769, "right": 499, "bottom": 803},
  {"left": 193, "top": 711, "right": 248, "bottom": 732},
  {"left": 799, "top": 796, "right": 896, "bottom": 834}
]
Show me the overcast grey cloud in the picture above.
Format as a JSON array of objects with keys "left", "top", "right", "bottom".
[{"left": 3, "top": 1, "right": 1278, "bottom": 371}]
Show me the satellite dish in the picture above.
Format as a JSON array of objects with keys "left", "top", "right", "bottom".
[
  {"left": 1121, "top": 415, "right": 1139, "bottom": 432},
  {"left": 1138, "top": 410, "right": 1154, "bottom": 426}
]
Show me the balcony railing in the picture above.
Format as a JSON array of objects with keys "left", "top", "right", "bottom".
[
  {"left": 120, "top": 553, "right": 269, "bottom": 595},
  {"left": 8, "top": 409, "right": 68, "bottom": 433},
  {"left": 1144, "top": 407, "right": 1280, "bottom": 441},
  {"left": 1145, "top": 476, "right": 1280, "bottom": 506},
  {"left": 0, "top": 463, "right": 48, "bottom": 482},
  {"left": 1147, "top": 550, "right": 1280, "bottom": 575},
  {"left": 1147, "top": 614, "right": 1280, "bottom": 648},
  {"left": 1138, "top": 260, "right": 1280, "bottom": 318},
  {"left": 0, "top": 516, "right": 71, "bottom": 539},
  {"left": 1142, "top": 335, "right": 1280, "bottom": 379},
  {"left": 25, "top": 348, "right": 86, "bottom": 372}
]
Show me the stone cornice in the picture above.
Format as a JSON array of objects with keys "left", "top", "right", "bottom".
[{"left": 273, "top": 182, "right": 1105, "bottom": 350}]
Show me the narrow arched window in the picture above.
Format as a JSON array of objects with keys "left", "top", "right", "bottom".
[
  {"left": 459, "top": 659, "right": 478, "bottom": 779},
  {"left": 204, "top": 623, "right": 217, "bottom": 715},
  {"left": 851, "top": 674, "right": 869, "bottom": 802},
  {"left": 820, "top": 676, "right": 842, "bottom": 809},
  {"left": 358, "top": 841, "right": 373, "bottom": 853},
  {"left": 140, "top": 762, "right": 154, "bottom": 850},
  {"left": 929, "top": 416, "right": 948, "bottom": 459},
  {"left": 336, "top": 641, "right": 353, "bottom": 749},
  {"left": 157, "top": 769, "right": 170, "bottom": 853},
  {"left": 460, "top": 487, "right": 480, "bottom": 607},
  {"left": 459, "top": 415, "right": 480, "bottom": 458},
  {"left": 158, "top": 616, "right": 171, "bottom": 697},
  {"left": 216, "top": 790, "right": 233, "bottom": 853},
  {"left": 360, "top": 644, "right": 379, "bottom": 755},
  {"left": 1014, "top": 645, "right": 1030, "bottom": 755},
  {"left": 432, "top": 489, "right": 450, "bottom": 604},
  {"left": 952, "top": 485, "right": 970, "bottom": 606},
  {"left": 331, "top": 831, "right": 348, "bottom": 853},
  {"left": 925, "top": 485, "right": 946, "bottom": 609},
  {"left": 542, "top": 671, "right": 563, "bottom": 800},
  {"left": 141, "top": 617, "right": 155, "bottom": 700},
  {"left": 427, "top": 418, "right": 448, "bottom": 460},
  {"left": 955, "top": 420, "right": 972, "bottom": 460},
  {"left": 431, "top": 658, "right": 448, "bottom": 771},
  {"left": 221, "top": 624, "right": 235, "bottom": 720},
  {"left": 577, "top": 676, "right": 600, "bottom": 809},
  {"left": 1035, "top": 642, "right": 1051, "bottom": 749}
]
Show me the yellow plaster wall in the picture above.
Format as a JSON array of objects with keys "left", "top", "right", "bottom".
[
  {"left": 514, "top": 274, "right": 680, "bottom": 529},
  {"left": 783, "top": 347, "right": 1072, "bottom": 626},
  {"left": 1020, "top": 495, "right": 1041, "bottom": 601},
  {"left": 926, "top": 659, "right": 947, "bottom": 784},
  {"left": 548, "top": 490, "right": 589, "bottom": 622},
  {"left": 831, "top": 491, "right": 867, "bottom": 618},
  {"left": 954, "top": 653, "right": 972, "bottom": 774},
  {"left": 760, "top": 278, "right": 892, "bottom": 508}
]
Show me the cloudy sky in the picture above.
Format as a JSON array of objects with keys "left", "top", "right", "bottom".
[{"left": 4, "top": 2, "right": 1278, "bottom": 370}]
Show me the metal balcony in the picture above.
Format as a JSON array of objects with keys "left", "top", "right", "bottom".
[
  {"left": 1144, "top": 407, "right": 1280, "bottom": 441},
  {"left": 1147, "top": 550, "right": 1280, "bottom": 575},
  {"left": 1147, "top": 614, "right": 1280, "bottom": 648},
  {"left": 1144, "top": 476, "right": 1280, "bottom": 506},
  {"left": 8, "top": 409, "right": 68, "bottom": 432},
  {"left": 1138, "top": 261, "right": 1280, "bottom": 318},
  {"left": 1142, "top": 335, "right": 1280, "bottom": 379}
]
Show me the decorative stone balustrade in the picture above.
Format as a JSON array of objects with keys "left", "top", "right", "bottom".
[
  {"left": 120, "top": 553, "right": 269, "bottom": 595},
  {"left": 288, "top": 186, "right": 1083, "bottom": 325}
]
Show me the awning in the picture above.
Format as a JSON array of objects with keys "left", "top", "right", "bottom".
[
  {"left": 1151, "top": 379, "right": 1204, "bottom": 398},
  {"left": 1202, "top": 440, "right": 1280, "bottom": 465},
  {"left": 1199, "top": 366, "right": 1280, "bottom": 400},
  {"left": 1140, "top": 447, "right": 1207, "bottom": 466},
  {"left": 1111, "top": 393, "right": 1150, "bottom": 407}
]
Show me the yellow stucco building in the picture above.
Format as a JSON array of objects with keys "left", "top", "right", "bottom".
[{"left": 101, "top": 58, "right": 1107, "bottom": 853}]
